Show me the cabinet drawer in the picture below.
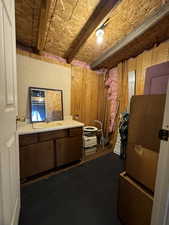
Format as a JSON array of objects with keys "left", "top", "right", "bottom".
[
  {"left": 20, "top": 141, "right": 55, "bottom": 179},
  {"left": 38, "top": 129, "right": 68, "bottom": 142},
  {"left": 69, "top": 127, "right": 83, "bottom": 137},
  {"left": 19, "top": 133, "right": 38, "bottom": 146}
]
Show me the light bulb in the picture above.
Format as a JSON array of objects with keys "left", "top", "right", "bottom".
[
  {"left": 96, "top": 28, "right": 104, "bottom": 44},
  {"left": 96, "top": 28, "right": 104, "bottom": 37},
  {"left": 97, "top": 36, "right": 103, "bottom": 44}
]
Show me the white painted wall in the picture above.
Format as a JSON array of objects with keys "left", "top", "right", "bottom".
[{"left": 16, "top": 54, "right": 71, "bottom": 120}]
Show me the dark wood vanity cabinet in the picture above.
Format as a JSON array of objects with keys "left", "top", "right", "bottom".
[
  {"left": 56, "top": 137, "right": 83, "bottom": 167},
  {"left": 20, "top": 141, "right": 55, "bottom": 179},
  {"left": 19, "top": 127, "right": 83, "bottom": 180}
]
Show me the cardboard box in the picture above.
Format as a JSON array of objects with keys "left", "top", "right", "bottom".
[
  {"left": 128, "top": 95, "right": 166, "bottom": 151},
  {"left": 126, "top": 95, "right": 166, "bottom": 191},
  {"left": 126, "top": 144, "right": 159, "bottom": 192},
  {"left": 118, "top": 172, "right": 153, "bottom": 225}
]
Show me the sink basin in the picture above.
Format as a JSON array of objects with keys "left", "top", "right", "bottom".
[{"left": 33, "top": 121, "right": 63, "bottom": 129}]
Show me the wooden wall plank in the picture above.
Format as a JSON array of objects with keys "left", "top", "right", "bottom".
[
  {"left": 136, "top": 54, "right": 144, "bottom": 95},
  {"left": 128, "top": 58, "right": 137, "bottom": 72},
  {"left": 118, "top": 61, "right": 129, "bottom": 112},
  {"left": 71, "top": 66, "right": 84, "bottom": 122},
  {"left": 123, "top": 61, "right": 129, "bottom": 110},
  {"left": 141, "top": 50, "right": 153, "bottom": 92},
  {"left": 71, "top": 66, "right": 107, "bottom": 127}
]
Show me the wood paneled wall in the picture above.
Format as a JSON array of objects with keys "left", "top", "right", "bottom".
[
  {"left": 71, "top": 66, "right": 108, "bottom": 127},
  {"left": 118, "top": 40, "right": 169, "bottom": 112}
]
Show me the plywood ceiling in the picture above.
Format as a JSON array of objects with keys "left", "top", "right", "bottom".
[
  {"left": 15, "top": 0, "right": 41, "bottom": 47},
  {"left": 15, "top": 0, "right": 164, "bottom": 64},
  {"left": 44, "top": 0, "right": 100, "bottom": 56}
]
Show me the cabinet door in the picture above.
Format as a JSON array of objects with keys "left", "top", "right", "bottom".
[
  {"left": 20, "top": 141, "right": 55, "bottom": 179},
  {"left": 56, "top": 137, "right": 82, "bottom": 167}
]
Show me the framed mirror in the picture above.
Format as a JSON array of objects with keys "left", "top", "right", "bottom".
[{"left": 29, "top": 87, "right": 63, "bottom": 123}]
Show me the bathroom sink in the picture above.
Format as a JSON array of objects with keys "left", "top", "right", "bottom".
[{"left": 32, "top": 121, "right": 63, "bottom": 129}]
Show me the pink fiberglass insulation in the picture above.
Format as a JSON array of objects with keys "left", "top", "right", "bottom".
[
  {"left": 43, "top": 52, "right": 107, "bottom": 74},
  {"left": 43, "top": 53, "right": 91, "bottom": 69},
  {"left": 105, "top": 68, "right": 118, "bottom": 133},
  {"left": 43, "top": 52, "right": 67, "bottom": 64}
]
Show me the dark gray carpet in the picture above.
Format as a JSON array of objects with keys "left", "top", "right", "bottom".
[{"left": 19, "top": 153, "right": 123, "bottom": 225}]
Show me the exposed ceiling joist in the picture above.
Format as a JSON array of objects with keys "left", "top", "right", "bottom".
[
  {"left": 64, "top": 0, "right": 121, "bottom": 63},
  {"left": 37, "top": 0, "right": 54, "bottom": 53},
  {"left": 90, "top": 3, "right": 169, "bottom": 70}
]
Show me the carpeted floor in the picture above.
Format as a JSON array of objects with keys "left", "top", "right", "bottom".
[{"left": 19, "top": 153, "right": 123, "bottom": 225}]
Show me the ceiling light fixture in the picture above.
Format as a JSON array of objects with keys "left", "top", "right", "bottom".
[
  {"left": 95, "top": 18, "right": 110, "bottom": 45},
  {"left": 96, "top": 28, "right": 104, "bottom": 44}
]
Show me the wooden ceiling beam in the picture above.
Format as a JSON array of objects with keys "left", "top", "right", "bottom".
[
  {"left": 37, "top": 0, "right": 53, "bottom": 53},
  {"left": 64, "top": 0, "right": 121, "bottom": 63},
  {"left": 90, "top": 3, "right": 169, "bottom": 70}
]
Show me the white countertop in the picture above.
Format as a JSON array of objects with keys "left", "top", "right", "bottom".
[{"left": 17, "top": 120, "right": 84, "bottom": 135}]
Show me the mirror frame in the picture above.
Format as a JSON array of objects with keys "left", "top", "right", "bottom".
[{"left": 29, "top": 87, "right": 64, "bottom": 123}]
